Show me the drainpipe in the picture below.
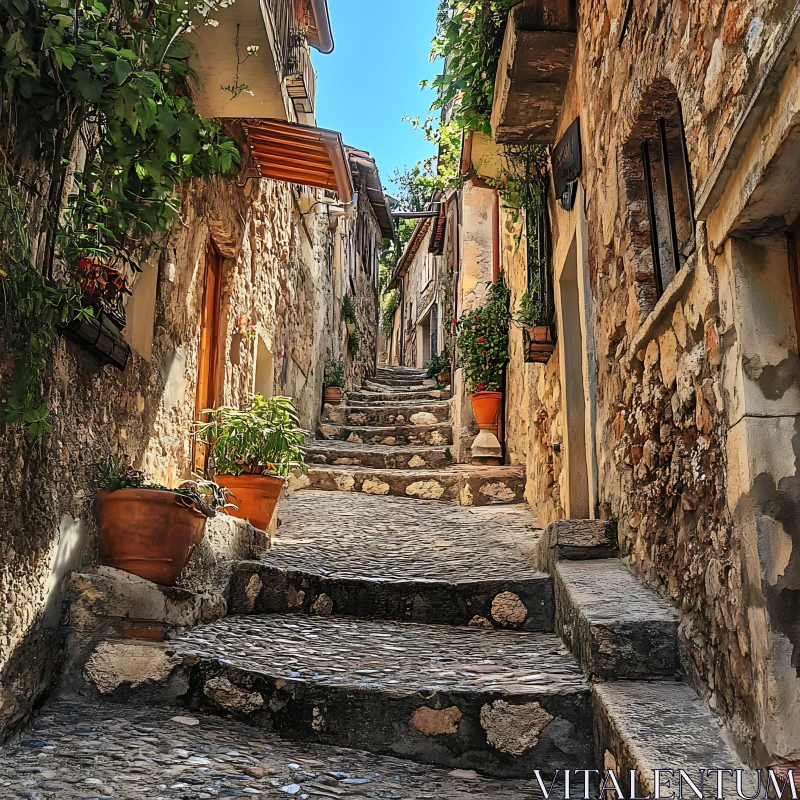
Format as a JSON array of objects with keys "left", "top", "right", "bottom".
[
  {"left": 492, "top": 188, "right": 501, "bottom": 284},
  {"left": 451, "top": 196, "right": 461, "bottom": 377},
  {"left": 398, "top": 276, "right": 405, "bottom": 367}
]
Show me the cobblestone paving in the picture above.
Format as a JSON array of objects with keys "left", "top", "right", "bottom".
[
  {"left": 170, "top": 615, "right": 584, "bottom": 695},
  {"left": 0, "top": 702, "right": 543, "bottom": 799},
  {"left": 273, "top": 492, "right": 542, "bottom": 581}
]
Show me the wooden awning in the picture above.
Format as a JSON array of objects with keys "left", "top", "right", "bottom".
[{"left": 241, "top": 119, "right": 354, "bottom": 203}]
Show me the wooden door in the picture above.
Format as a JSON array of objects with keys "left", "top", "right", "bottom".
[{"left": 193, "top": 241, "right": 223, "bottom": 474}]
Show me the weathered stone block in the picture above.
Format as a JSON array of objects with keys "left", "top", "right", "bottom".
[
  {"left": 555, "top": 560, "right": 680, "bottom": 680},
  {"left": 536, "top": 519, "right": 618, "bottom": 573}
]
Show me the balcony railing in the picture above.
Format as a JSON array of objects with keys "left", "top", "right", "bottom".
[{"left": 265, "top": 0, "right": 316, "bottom": 114}]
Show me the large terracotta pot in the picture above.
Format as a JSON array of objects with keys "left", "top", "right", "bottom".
[
  {"left": 471, "top": 391, "right": 503, "bottom": 430},
  {"left": 215, "top": 473, "right": 285, "bottom": 531},
  {"left": 95, "top": 489, "right": 207, "bottom": 586},
  {"left": 324, "top": 386, "right": 344, "bottom": 405}
]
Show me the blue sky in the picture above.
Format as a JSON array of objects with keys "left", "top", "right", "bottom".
[{"left": 313, "top": 0, "right": 441, "bottom": 197}]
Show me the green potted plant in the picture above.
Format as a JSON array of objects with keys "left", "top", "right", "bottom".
[
  {"left": 456, "top": 277, "right": 511, "bottom": 429},
  {"left": 324, "top": 357, "right": 346, "bottom": 405},
  {"left": 93, "top": 456, "right": 232, "bottom": 586},
  {"left": 517, "top": 290, "right": 556, "bottom": 363},
  {"left": 423, "top": 351, "right": 451, "bottom": 385},
  {"left": 194, "top": 394, "right": 308, "bottom": 531}
]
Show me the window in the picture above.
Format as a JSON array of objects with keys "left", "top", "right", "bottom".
[
  {"left": 526, "top": 202, "right": 554, "bottom": 326},
  {"left": 637, "top": 105, "right": 695, "bottom": 297}
]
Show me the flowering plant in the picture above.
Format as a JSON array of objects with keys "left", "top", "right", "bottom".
[{"left": 456, "top": 276, "right": 511, "bottom": 393}]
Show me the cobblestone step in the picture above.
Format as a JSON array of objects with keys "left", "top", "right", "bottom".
[
  {"left": 593, "top": 682, "right": 748, "bottom": 794},
  {"left": 305, "top": 439, "right": 453, "bottom": 469},
  {"left": 347, "top": 388, "right": 446, "bottom": 403},
  {"left": 317, "top": 421, "right": 454, "bottom": 446},
  {"left": 0, "top": 701, "right": 546, "bottom": 799},
  {"left": 364, "top": 378, "right": 436, "bottom": 390},
  {"left": 293, "top": 464, "right": 526, "bottom": 505},
  {"left": 555, "top": 559, "right": 680, "bottom": 680},
  {"left": 322, "top": 401, "right": 451, "bottom": 426},
  {"left": 230, "top": 491, "right": 550, "bottom": 628},
  {"left": 90, "top": 615, "right": 592, "bottom": 778}
]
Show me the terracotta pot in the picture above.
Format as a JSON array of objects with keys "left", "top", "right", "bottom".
[
  {"left": 215, "top": 473, "right": 285, "bottom": 531},
  {"left": 471, "top": 391, "right": 503, "bottom": 429},
  {"left": 324, "top": 386, "right": 344, "bottom": 405},
  {"left": 95, "top": 489, "right": 207, "bottom": 586},
  {"left": 438, "top": 369, "right": 451, "bottom": 384}
]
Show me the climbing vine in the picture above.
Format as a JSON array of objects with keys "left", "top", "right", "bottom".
[
  {"left": 429, "top": 0, "right": 520, "bottom": 135},
  {"left": 0, "top": 0, "right": 240, "bottom": 437}
]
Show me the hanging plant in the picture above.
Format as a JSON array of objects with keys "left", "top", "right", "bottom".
[{"left": 0, "top": 0, "right": 241, "bottom": 438}]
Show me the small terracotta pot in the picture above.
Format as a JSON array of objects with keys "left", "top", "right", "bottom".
[
  {"left": 471, "top": 391, "right": 503, "bottom": 429},
  {"left": 324, "top": 386, "right": 344, "bottom": 405},
  {"left": 95, "top": 489, "right": 207, "bottom": 586},
  {"left": 215, "top": 473, "right": 285, "bottom": 531},
  {"left": 438, "top": 368, "right": 450, "bottom": 384}
]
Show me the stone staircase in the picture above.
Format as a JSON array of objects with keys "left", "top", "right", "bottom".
[
  {"left": 0, "top": 369, "right": 751, "bottom": 798},
  {"left": 298, "top": 365, "right": 526, "bottom": 506}
]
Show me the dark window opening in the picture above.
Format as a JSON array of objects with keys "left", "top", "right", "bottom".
[
  {"left": 526, "top": 201, "right": 554, "bottom": 327},
  {"left": 639, "top": 104, "right": 695, "bottom": 297}
]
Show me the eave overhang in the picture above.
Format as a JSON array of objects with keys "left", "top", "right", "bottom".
[
  {"left": 239, "top": 118, "right": 354, "bottom": 203},
  {"left": 347, "top": 147, "right": 395, "bottom": 239},
  {"left": 307, "top": 0, "right": 334, "bottom": 54}
]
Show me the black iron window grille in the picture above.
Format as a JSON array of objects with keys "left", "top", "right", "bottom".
[
  {"left": 640, "top": 104, "right": 695, "bottom": 298},
  {"left": 526, "top": 201, "right": 554, "bottom": 327}
]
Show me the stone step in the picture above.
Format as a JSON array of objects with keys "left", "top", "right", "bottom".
[
  {"left": 347, "top": 394, "right": 449, "bottom": 406},
  {"left": 292, "top": 464, "right": 526, "bottom": 506},
  {"left": 555, "top": 559, "right": 680, "bottom": 679},
  {"left": 366, "top": 377, "right": 435, "bottom": 388},
  {"left": 322, "top": 401, "right": 451, "bottom": 426},
  {"left": 349, "top": 388, "right": 446, "bottom": 403},
  {"left": 305, "top": 439, "right": 452, "bottom": 470},
  {"left": 230, "top": 491, "right": 550, "bottom": 628},
  {"left": 594, "top": 682, "right": 748, "bottom": 794},
  {"left": 317, "top": 421, "right": 454, "bottom": 446},
  {"left": 3, "top": 700, "right": 549, "bottom": 799},
  {"left": 86, "top": 615, "right": 592, "bottom": 778}
]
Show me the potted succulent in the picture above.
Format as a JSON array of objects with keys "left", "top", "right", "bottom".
[
  {"left": 324, "top": 357, "right": 346, "bottom": 405},
  {"left": 457, "top": 277, "right": 511, "bottom": 429},
  {"left": 93, "top": 456, "right": 231, "bottom": 586},
  {"left": 194, "top": 394, "right": 308, "bottom": 531},
  {"left": 517, "top": 291, "right": 556, "bottom": 363}
]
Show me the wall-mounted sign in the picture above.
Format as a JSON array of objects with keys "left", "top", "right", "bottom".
[{"left": 552, "top": 117, "right": 582, "bottom": 211}]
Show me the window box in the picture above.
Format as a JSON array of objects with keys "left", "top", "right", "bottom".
[
  {"left": 63, "top": 309, "right": 131, "bottom": 371},
  {"left": 523, "top": 324, "right": 556, "bottom": 363}
]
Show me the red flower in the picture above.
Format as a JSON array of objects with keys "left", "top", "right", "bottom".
[
  {"left": 452, "top": 318, "right": 457, "bottom": 325},
  {"left": 482, "top": 350, "right": 487, "bottom": 355},
  {"left": 478, "top": 383, "right": 485, "bottom": 391},
  {"left": 477, "top": 337, "right": 485, "bottom": 343}
]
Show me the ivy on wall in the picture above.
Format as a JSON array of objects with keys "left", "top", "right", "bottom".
[{"left": 0, "top": 0, "right": 240, "bottom": 437}]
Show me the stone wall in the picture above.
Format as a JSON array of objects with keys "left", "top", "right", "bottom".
[
  {"left": 0, "top": 172, "right": 349, "bottom": 740},
  {"left": 513, "top": 0, "right": 800, "bottom": 762}
]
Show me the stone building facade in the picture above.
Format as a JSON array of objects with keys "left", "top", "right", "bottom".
[
  {"left": 494, "top": 0, "right": 800, "bottom": 765},
  {"left": 384, "top": 0, "right": 800, "bottom": 768},
  {"left": 0, "top": 0, "right": 387, "bottom": 741}
]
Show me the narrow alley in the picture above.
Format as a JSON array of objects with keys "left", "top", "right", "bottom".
[
  {"left": 0, "top": 370, "right": 749, "bottom": 796},
  {"left": 2, "top": 0, "right": 800, "bottom": 796}
]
